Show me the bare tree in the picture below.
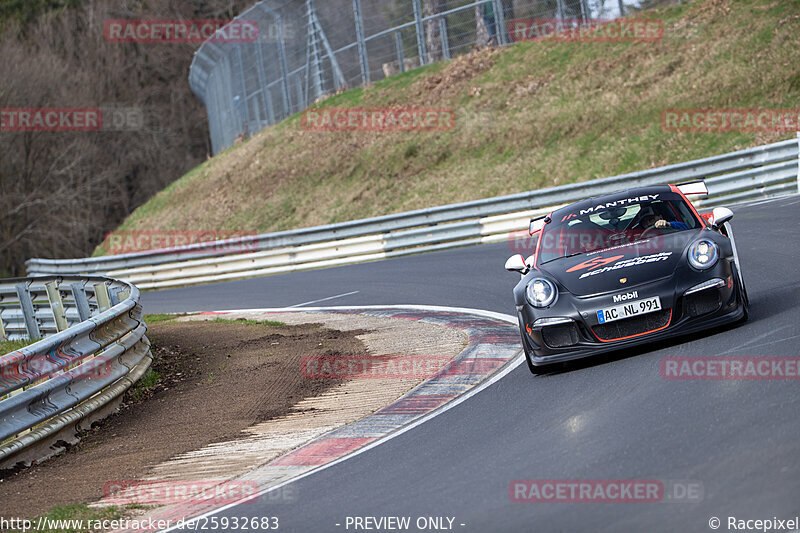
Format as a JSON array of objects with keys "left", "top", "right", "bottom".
[
  {"left": 475, "top": 5, "right": 490, "bottom": 46},
  {"left": 424, "top": 0, "right": 446, "bottom": 62},
  {"left": 0, "top": 0, "right": 255, "bottom": 276}
]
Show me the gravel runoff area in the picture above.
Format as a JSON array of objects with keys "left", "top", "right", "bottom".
[{"left": 0, "top": 311, "right": 467, "bottom": 520}]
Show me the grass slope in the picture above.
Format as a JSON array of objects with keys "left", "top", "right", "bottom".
[{"left": 96, "top": 0, "right": 800, "bottom": 255}]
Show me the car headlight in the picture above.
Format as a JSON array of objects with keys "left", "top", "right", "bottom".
[
  {"left": 526, "top": 278, "right": 557, "bottom": 308},
  {"left": 688, "top": 239, "right": 719, "bottom": 270}
]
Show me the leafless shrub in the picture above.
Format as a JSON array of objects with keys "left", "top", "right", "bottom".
[{"left": 0, "top": 0, "right": 253, "bottom": 276}]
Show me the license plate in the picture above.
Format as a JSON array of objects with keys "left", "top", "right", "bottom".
[{"left": 597, "top": 296, "right": 661, "bottom": 324}]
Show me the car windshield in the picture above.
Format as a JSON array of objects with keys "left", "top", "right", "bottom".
[{"left": 538, "top": 192, "right": 701, "bottom": 264}]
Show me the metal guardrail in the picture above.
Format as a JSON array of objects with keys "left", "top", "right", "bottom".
[
  {"left": 26, "top": 136, "right": 800, "bottom": 289},
  {"left": 0, "top": 276, "right": 150, "bottom": 469}
]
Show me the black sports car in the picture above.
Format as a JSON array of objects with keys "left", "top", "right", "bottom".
[{"left": 505, "top": 182, "right": 749, "bottom": 374}]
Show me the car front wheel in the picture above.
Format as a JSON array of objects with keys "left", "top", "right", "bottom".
[
  {"left": 520, "top": 329, "right": 551, "bottom": 375},
  {"left": 733, "top": 264, "right": 749, "bottom": 322}
]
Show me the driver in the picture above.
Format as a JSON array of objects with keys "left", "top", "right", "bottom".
[{"left": 640, "top": 211, "right": 689, "bottom": 230}]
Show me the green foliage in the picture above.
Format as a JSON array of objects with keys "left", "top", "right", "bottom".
[
  {"left": 212, "top": 318, "right": 286, "bottom": 326},
  {"left": 143, "top": 313, "right": 185, "bottom": 324},
  {"left": 128, "top": 369, "right": 161, "bottom": 402},
  {"left": 14, "top": 503, "right": 134, "bottom": 533},
  {"left": 0, "top": 338, "right": 33, "bottom": 355}
]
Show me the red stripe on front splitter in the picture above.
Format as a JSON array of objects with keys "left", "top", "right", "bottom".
[{"left": 591, "top": 309, "right": 673, "bottom": 343}]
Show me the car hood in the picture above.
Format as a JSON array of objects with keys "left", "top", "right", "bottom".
[{"left": 537, "top": 230, "right": 701, "bottom": 296}]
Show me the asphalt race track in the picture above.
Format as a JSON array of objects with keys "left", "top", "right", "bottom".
[{"left": 144, "top": 195, "right": 800, "bottom": 533}]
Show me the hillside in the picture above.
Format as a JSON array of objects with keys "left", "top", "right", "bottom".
[{"left": 96, "top": 0, "right": 800, "bottom": 255}]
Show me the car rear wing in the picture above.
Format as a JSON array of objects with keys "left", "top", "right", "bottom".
[
  {"left": 675, "top": 180, "right": 708, "bottom": 196},
  {"left": 529, "top": 214, "right": 550, "bottom": 235}
]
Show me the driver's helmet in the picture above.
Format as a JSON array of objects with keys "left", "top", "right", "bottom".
[{"left": 637, "top": 205, "right": 657, "bottom": 228}]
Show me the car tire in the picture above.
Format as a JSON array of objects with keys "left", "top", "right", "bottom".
[
  {"left": 739, "top": 281, "right": 749, "bottom": 323},
  {"left": 521, "top": 334, "right": 550, "bottom": 375},
  {"left": 733, "top": 265, "right": 749, "bottom": 322}
]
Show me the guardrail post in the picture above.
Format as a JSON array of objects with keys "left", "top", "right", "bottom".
[
  {"left": 45, "top": 281, "right": 69, "bottom": 332},
  {"left": 70, "top": 283, "right": 91, "bottom": 321},
  {"left": 412, "top": 0, "right": 428, "bottom": 65},
  {"left": 0, "top": 313, "right": 6, "bottom": 341},
  {"left": 14, "top": 284, "right": 41, "bottom": 340},
  {"left": 108, "top": 286, "right": 122, "bottom": 307},
  {"left": 352, "top": 0, "right": 370, "bottom": 85},
  {"left": 439, "top": 17, "right": 450, "bottom": 60},
  {"left": 395, "top": 31, "right": 405, "bottom": 73},
  {"left": 796, "top": 132, "right": 799, "bottom": 194},
  {"left": 116, "top": 288, "right": 131, "bottom": 303},
  {"left": 94, "top": 282, "right": 111, "bottom": 312}
]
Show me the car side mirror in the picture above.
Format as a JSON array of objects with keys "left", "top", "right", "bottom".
[
  {"left": 505, "top": 254, "right": 529, "bottom": 275},
  {"left": 711, "top": 207, "right": 733, "bottom": 228}
]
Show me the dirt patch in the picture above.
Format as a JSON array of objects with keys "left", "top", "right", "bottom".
[
  {"left": 413, "top": 47, "right": 500, "bottom": 104},
  {"left": 690, "top": 0, "right": 732, "bottom": 20},
  {"left": 0, "top": 320, "right": 364, "bottom": 520}
]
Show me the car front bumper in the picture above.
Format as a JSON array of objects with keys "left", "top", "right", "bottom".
[{"left": 518, "top": 259, "right": 746, "bottom": 366}]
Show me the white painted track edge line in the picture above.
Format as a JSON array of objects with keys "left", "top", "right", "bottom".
[
  {"left": 287, "top": 291, "right": 360, "bottom": 308},
  {"left": 162, "top": 353, "right": 524, "bottom": 532},
  {"left": 158, "top": 305, "right": 520, "bottom": 532},
  {"left": 202, "top": 304, "right": 518, "bottom": 324}
]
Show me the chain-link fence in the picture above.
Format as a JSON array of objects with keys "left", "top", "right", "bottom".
[{"left": 189, "top": 0, "right": 647, "bottom": 154}]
